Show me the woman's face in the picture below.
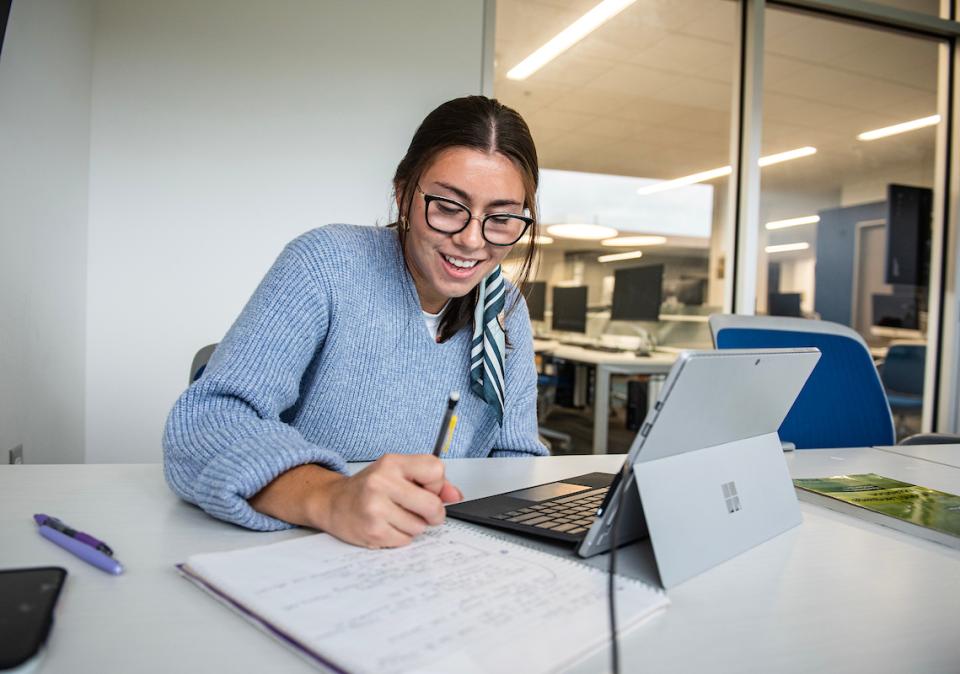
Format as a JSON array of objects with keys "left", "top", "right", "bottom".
[{"left": 402, "top": 147, "right": 526, "bottom": 313}]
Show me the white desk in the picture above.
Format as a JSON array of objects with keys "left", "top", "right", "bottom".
[
  {"left": 533, "top": 339, "right": 676, "bottom": 453},
  {"left": 2, "top": 449, "right": 958, "bottom": 673},
  {"left": 874, "top": 443, "right": 960, "bottom": 469}
]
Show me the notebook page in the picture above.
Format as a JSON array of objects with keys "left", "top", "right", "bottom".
[{"left": 185, "top": 523, "right": 668, "bottom": 674}]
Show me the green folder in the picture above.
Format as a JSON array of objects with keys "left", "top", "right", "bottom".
[{"left": 793, "top": 473, "right": 960, "bottom": 549}]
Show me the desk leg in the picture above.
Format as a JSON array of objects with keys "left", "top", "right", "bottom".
[
  {"left": 648, "top": 375, "right": 665, "bottom": 413},
  {"left": 593, "top": 366, "right": 610, "bottom": 454}
]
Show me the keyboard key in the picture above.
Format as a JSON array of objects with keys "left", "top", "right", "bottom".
[
  {"left": 568, "top": 527, "right": 588, "bottom": 534},
  {"left": 522, "top": 515, "right": 551, "bottom": 526},
  {"left": 508, "top": 513, "right": 544, "bottom": 523},
  {"left": 551, "top": 523, "right": 576, "bottom": 533},
  {"left": 535, "top": 521, "right": 561, "bottom": 529}
]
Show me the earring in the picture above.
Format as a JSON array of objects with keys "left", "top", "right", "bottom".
[{"left": 399, "top": 215, "right": 409, "bottom": 232}]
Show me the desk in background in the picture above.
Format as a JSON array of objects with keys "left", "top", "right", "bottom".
[
  {"left": 2, "top": 448, "right": 958, "bottom": 673},
  {"left": 533, "top": 339, "right": 676, "bottom": 453}
]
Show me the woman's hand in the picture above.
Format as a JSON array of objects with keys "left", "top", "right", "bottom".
[{"left": 249, "top": 455, "right": 463, "bottom": 548}]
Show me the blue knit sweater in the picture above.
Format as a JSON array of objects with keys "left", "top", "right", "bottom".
[{"left": 163, "top": 224, "right": 548, "bottom": 531}]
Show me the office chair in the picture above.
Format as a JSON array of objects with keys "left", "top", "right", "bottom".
[
  {"left": 537, "top": 372, "right": 573, "bottom": 453},
  {"left": 709, "top": 314, "right": 895, "bottom": 449},
  {"left": 878, "top": 342, "right": 925, "bottom": 409},
  {"left": 189, "top": 343, "right": 218, "bottom": 384}
]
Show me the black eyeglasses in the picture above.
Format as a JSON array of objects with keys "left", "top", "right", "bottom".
[{"left": 417, "top": 185, "right": 533, "bottom": 246}]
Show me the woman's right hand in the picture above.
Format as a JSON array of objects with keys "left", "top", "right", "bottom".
[
  {"left": 249, "top": 454, "right": 463, "bottom": 549},
  {"left": 315, "top": 454, "right": 463, "bottom": 548}
]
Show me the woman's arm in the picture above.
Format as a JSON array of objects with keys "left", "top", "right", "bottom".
[
  {"left": 163, "top": 239, "right": 347, "bottom": 530},
  {"left": 249, "top": 456, "right": 462, "bottom": 548}
]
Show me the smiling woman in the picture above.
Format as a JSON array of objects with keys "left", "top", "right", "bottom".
[{"left": 162, "top": 95, "right": 548, "bottom": 549}]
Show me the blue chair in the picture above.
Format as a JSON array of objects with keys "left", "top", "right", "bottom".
[
  {"left": 878, "top": 342, "right": 925, "bottom": 439},
  {"left": 709, "top": 315, "right": 895, "bottom": 449},
  {"left": 879, "top": 343, "right": 925, "bottom": 412}
]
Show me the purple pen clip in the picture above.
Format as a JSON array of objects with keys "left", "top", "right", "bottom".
[{"left": 34, "top": 513, "right": 114, "bottom": 557}]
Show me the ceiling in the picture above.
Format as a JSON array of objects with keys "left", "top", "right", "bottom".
[{"left": 494, "top": 0, "right": 943, "bottom": 256}]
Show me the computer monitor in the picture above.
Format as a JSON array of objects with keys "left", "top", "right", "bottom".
[
  {"left": 768, "top": 292, "right": 802, "bottom": 317},
  {"left": 872, "top": 293, "right": 919, "bottom": 330},
  {"left": 551, "top": 286, "right": 588, "bottom": 333},
  {"left": 611, "top": 265, "right": 664, "bottom": 321},
  {"left": 524, "top": 281, "right": 546, "bottom": 321}
]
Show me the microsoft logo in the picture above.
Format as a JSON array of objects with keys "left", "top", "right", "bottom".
[{"left": 722, "top": 481, "right": 741, "bottom": 514}]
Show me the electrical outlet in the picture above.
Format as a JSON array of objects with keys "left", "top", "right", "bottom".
[{"left": 9, "top": 444, "right": 23, "bottom": 464}]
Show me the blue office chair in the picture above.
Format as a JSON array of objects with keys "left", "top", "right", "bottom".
[
  {"left": 878, "top": 343, "right": 925, "bottom": 412},
  {"left": 709, "top": 314, "right": 895, "bottom": 449}
]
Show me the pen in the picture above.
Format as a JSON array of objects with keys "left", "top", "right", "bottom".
[
  {"left": 34, "top": 513, "right": 114, "bottom": 556},
  {"left": 432, "top": 391, "right": 460, "bottom": 457},
  {"left": 34, "top": 516, "right": 124, "bottom": 575}
]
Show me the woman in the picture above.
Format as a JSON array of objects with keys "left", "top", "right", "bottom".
[{"left": 163, "top": 95, "right": 548, "bottom": 548}]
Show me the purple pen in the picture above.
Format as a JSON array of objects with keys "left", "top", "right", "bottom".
[
  {"left": 34, "top": 514, "right": 114, "bottom": 556},
  {"left": 37, "top": 525, "right": 124, "bottom": 575}
]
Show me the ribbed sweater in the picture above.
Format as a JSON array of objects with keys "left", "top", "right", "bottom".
[{"left": 162, "top": 224, "right": 548, "bottom": 531}]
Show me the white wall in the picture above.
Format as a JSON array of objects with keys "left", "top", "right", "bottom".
[
  {"left": 0, "top": 0, "right": 93, "bottom": 464},
  {"left": 84, "top": 0, "right": 486, "bottom": 462}
]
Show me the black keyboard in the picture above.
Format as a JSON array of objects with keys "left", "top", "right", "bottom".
[{"left": 488, "top": 487, "right": 608, "bottom": 536}]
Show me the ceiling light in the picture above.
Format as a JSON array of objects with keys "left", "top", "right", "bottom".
[
  {"left": 600, "top": 235, "right": 668, "bottom": 247},
  {"left": 637, "top": 147, "right": 817, "bottom": 196},
  {"left": 546, "top": 223, "right": 619, "bottom": 240},
  {"left": 858, "top": 115, "right": 940, "bottom": 141},
  {"left": 765, "top": 215, "right": 820, "bottom": 230},
  {"left": 757, "top": 146, "right": 817, "bottom": 166},
  {"left": 765, "top": 242, "right": 810, "bottom": 253},
  {"left": 506, "top": 0, "right": 636, "bottom": 80},
  {"left": 598, "top": 251, "right": 644, "bottom": 263}
]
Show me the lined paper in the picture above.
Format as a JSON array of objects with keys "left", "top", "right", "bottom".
[{"left": 183, "top": 523, "right": 668, "bottom": 674}]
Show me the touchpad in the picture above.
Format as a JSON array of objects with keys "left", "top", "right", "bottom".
[{"left": 508, "top": 482, "right": 591, "bottom": 502}]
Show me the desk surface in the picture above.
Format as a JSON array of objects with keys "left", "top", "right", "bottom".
[
  {"left": 874, "top": 443, "right": 960, "bottom": 469},
  {"left": 2, "top": 449, "right": 959, "bottom": 674},
  {"left": 532, "top": 338, "right": 676, "bottom": 370}
]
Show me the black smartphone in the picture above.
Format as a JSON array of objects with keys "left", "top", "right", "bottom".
[{"left": 0, "top": 567, "right": 67, "bottom": 670}]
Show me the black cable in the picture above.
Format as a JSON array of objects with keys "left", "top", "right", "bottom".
[{"left": 607, "top": 466, "right": 630, "bottom": 674}]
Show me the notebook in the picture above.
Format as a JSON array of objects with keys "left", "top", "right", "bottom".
[{"left": 178, "top": 522, "right": 669, "bottom": 674}]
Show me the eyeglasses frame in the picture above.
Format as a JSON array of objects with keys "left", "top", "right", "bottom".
[{"left": 416, "top": 185, "right": 534, "bottom": 247}]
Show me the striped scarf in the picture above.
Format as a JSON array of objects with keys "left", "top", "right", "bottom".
[{"left": 470, "top": 266, "right": 506, "bottom": 425}]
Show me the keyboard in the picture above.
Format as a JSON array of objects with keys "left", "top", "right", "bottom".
[{"left": 488, "top": 486, "right": 609, "bottom": 536}]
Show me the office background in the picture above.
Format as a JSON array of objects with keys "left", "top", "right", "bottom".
[{"left": 1, "top": 0, "right": 957, "bottom": 464}]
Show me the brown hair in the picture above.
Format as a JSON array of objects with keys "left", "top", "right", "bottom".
[{"left": 391, "top": 95, "right": 540, "bottom": 343}]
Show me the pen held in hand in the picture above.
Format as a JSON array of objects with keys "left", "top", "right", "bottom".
[{"left": 432, "top": 391, "right": 460, "bottom": 457}]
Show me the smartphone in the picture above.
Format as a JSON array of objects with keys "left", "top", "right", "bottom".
[{"left": 0, "top": 567, "right": 67, "bottom": 671}]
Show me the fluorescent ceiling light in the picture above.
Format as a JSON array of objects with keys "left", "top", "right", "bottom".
[
  {"left": 765, "top": 242, "right": 810, "bottom": 253},
  {"left": 601, "top": 235, "right": 667, "bottom": 247},
  {"left": 637, "top": 147, "right": 817, "bottom": 196},
  {"left": 546, "top": 223, "right": 619, "bottom": 240},
  {"left": 757, "top": 146, "right": 817, "bottom": 167},
  {"left": 765, "top": 215, "right": 820, "bottom": 230},
  {"left": 598, "top": 251, "right": 644, "bottom": 263},
  {"left": 858, "top": 115, "right": 940, "bottom": 141},
  {"left": 506, "top": 0, "right": 636, "bottom": 80}
]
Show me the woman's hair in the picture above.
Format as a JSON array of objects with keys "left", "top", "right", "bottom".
[{"left": 391, "top": 95, "right": 540, "bottom": 343}]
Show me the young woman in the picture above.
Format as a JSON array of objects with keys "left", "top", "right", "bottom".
[{"left": 163, "top": 95, "right": 548, "bottom": 548}]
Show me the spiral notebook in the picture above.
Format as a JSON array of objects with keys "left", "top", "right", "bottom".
[{"left": 178, "top": 522, "right": 669, "bottom": 674}]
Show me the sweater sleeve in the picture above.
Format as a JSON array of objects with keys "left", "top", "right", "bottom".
[
  {"left": 162, "top": 241, "right": 346, "bottom": 531},
  {"left": 490, "top": 290, "right": 550, "bottom": 458}
]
